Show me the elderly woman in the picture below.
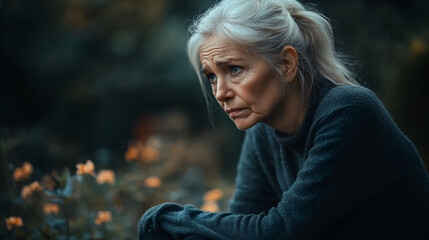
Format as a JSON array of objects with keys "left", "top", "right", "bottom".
[{"left": 138, "top": 0, "right": 429, "bottom": 239}]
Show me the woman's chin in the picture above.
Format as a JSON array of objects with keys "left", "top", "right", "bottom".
[{"left": 232, "top": 118, "right": 256, "bottom": 131}]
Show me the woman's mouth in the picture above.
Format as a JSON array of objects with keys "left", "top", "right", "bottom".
[{"left": 226, "top": 108, "right": 247, "bottom": 117}]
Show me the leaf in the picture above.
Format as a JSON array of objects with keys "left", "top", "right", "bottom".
[
  {"left": 42, "top": 197, "right": 63, "bottom": 204},
  {"left": 47, "top": 218, "right": 66, "bottom": 228},
  {"left": 61, "top": 175, "right": 76, "bottom": 197},
  {"left": 59, "top": 167, "right": 70, "bottom": 190},
  {"left": 43, "top": 189, "right": 60, "bottom": 197}
]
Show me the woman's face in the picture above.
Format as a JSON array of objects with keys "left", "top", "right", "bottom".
[{"left": 199, "top": 36, "right": 288, "bottom": 130}]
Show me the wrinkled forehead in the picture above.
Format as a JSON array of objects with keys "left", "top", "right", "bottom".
[{"left": 199, "top": 35, "right": 250, "bottom": 64}]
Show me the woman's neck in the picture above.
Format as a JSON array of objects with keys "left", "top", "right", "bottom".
[{"left": 267, "top": 81, "right": 310, "bottom": 135}]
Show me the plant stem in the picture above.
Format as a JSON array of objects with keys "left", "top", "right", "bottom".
[{"left": 60, "top": 199, "right": 70, "bottom": 240}]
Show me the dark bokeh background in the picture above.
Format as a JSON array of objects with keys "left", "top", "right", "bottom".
[
  {"left": 0, "top": 0, "right": 428, "bottom": 236},
  {"left": 1, "top": 0, "right": 247, "bottom": 175}
]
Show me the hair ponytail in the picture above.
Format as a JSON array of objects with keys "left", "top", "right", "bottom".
[{"left": 287, "top": 2, "right": 358, "bottom": 87}]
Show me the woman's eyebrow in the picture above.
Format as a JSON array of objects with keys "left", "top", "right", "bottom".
[
  {"left": 219, "top": 57, "right": 245, "bottom": 64},
  {"left": 201, "top": 58, "right": 245, "bottom": 73},
  {"left": 201, "top": 67, "right": 210, "bottom": 74},
  {"left": 201, "top": 61, "right": 230, "bottom": 73}
]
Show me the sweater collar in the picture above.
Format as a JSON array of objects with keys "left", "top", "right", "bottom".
[{"left": 273, "top": 80, "right": 333, "bottom": 147}]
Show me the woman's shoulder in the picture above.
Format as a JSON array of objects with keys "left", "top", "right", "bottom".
[
  {"left": 322, "top": 85, "right": 379, "bottom": 107},
  {"left": 317, "top": 85, "right": 384, "bottom": 118}
]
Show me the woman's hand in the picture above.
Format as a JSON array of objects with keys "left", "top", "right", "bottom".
[{"left": 138, "top": 203, "right": 185, "bottom": 239}]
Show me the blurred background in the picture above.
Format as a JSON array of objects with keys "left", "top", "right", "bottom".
[{"left": 1, "top": 0, "right": 428, "bottom": 239}]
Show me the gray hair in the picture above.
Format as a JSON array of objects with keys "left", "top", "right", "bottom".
[{"left": 187, "top": 0, "right": 358, "bottom": 118}]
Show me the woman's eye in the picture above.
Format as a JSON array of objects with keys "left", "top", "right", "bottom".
[
  {"left": 206, "top": 74, "right": 217, "bottom": 83},
  {"left": 230, "top": 66, "right": 242, "bottom": 75}
]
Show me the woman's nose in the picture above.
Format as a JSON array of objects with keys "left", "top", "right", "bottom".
[{"left": 215, "top": 77, "right": 234, "bottom": 102}]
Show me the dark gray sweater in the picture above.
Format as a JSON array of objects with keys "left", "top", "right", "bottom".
[{"left": 138, "top": 82, "right": 429, "bottom": 240}]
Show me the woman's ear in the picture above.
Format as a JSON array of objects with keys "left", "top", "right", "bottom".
[{"left": 280, "top": 46, "right": 298, "bottom": 83}]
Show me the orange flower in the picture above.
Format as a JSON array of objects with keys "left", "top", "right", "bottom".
[
  {"left": 76, "top": 160, "right": 95, "bottom": 175},
  {"left": 125, "top": 147, "right": 139, "bottom": 162},
  {"left": 125, "top": 142, "right": 160, "bottom": 163},
  {"left": 5, "top": 216, "right": 23, "bottom": 230},
  {"left": 203, "top": 188, "right": 224, "bottom": 202},
  {"left": 13, "top": 168, "right": 25, "bottom": 181},
  {"left": 94, "top": 211, "right": 112, "bottom": 225},
  {"left": 13, "top": 162, "right": 33, "bottom": 181},
  {"left": 96, "top": 170, "right": 115, "bottom": 184},
  {"left": 201, "top": 201, "right": 219, "bottom": 213},
  {"left": 144, "top": 176, "right": 162, "bottom": 188},
  {"left": 43, "top": 203, "right": 60, "bottom": 215},
  {"left": 22, "top": 162, "right": 33, "bottom": 175},
  {"left": 21, "top": 181, "right": 43, "bottom": 199},
  {"left": 140, "top": 146, "right": 159, "bottom": 163}
]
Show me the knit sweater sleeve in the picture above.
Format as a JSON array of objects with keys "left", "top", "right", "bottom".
[
  {"left": 138, "top": 94, "right": 401, "bottom": 240},
  {"left": 228, "top": 128, "right": 281, "bottom": 214}
]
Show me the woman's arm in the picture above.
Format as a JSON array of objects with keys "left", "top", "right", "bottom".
[
  {"left": 138, "top": 103, "right": 408, "bottom": 240},
  {"left": 229, "top": 129, "right": 281, "bottom": 214}
]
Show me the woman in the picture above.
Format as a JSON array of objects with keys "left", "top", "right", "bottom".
[{"left": 139, "top": 0, "right": 429, "bottom": 239}]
